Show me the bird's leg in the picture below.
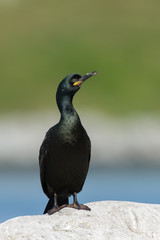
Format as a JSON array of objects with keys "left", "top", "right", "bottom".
[
  {"left": 48, "top": 193, "right": 59, "bottom": 215},
  {"left": 67, "top": 192, "right": 91, "bottom": 211},
  {"left": 48, "top": 193, "right": 67, "bottom": 215}
]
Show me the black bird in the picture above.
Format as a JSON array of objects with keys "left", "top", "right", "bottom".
[{"left": 39, "top": 71, "right": 97, "bottom": 214}]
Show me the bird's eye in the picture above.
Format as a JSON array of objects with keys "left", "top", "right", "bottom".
[
  {"left": 72, "top": 79, "right": 77, "bottom": 83},
  {"left": 72, "top": 79, "right": 79, "bottom": 86}
]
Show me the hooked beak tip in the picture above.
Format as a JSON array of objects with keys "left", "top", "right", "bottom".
[{"left": 80, "top": 71, "right": 97, "bottom": 82}]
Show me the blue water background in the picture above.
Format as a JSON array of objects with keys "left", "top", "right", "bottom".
[{"left": 1, "top": 166, "right": 160, "bottom": 223}]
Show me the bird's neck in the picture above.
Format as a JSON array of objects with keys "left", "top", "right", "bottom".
[{"left": 57, "top": 95, "right": 80, "bottom": 124}]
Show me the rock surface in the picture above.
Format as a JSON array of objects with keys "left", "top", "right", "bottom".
[{"left": 1, "top": 201, "right": 160, "bottom": 240}]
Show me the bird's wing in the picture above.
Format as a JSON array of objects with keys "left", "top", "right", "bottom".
[
  {"left": 39, "top": 136, "right": 50, "bottom": 196},
  {"left": 88, "top": 137, "right": 91, "bottom": 164},
  {"left": 87, "top": 137, "right": 91, "bottom": 174}
]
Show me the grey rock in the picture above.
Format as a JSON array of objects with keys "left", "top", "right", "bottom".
[{"left": 1, "top": 201, "right": 160, "bottom": 240}]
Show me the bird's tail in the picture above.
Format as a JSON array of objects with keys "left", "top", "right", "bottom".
[{"left": 43, "top": 195, "right": 69, "bottom": 214}]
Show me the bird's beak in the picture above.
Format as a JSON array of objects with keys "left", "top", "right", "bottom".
[{"left": 73, "top": 71, "right": 97, "bottom": 86}]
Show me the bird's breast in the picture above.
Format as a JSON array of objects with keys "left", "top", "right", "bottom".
[{"left": 57, "top": 120, "right": 86, "bottom": 145}]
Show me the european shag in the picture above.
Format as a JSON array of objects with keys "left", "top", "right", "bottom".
[{"left": 39, "top": 71, "right": 97, "bottom": 214}]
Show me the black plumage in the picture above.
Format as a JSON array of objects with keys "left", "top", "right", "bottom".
[{"left": 39, "top": 71, "right": 97, "bottom": 214}]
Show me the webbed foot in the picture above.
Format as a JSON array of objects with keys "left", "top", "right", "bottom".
[
  {"left": 48, "top": 204, "right": 68, "bottom": 215},
  {"left": 67, "top": 202, "right": 91, "bottom": 211},
  {"left": 67, "top": 192, "right": 91, "bottom": 211}
]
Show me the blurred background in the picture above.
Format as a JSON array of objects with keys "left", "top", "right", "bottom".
[{"left": 1, "top": 0, "right": 160, "bottom": 223}]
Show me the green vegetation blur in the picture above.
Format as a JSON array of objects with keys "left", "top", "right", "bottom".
[{"left": 1, "top": 0, "right": 160, "bottom": 115}]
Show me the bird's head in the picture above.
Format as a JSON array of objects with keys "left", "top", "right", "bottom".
[{"left": 56, "top": 71, "right": 97, "bottom": 98}]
